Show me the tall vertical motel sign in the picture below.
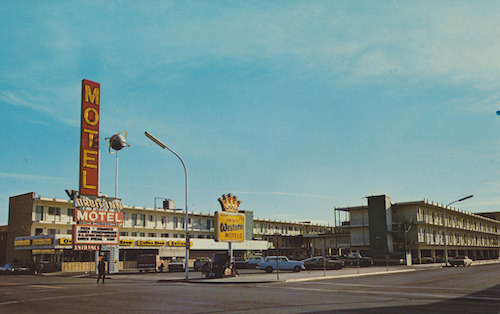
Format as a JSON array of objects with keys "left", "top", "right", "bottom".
[{"left": 79, "top": 79, "right": 100, "bottom": 196}]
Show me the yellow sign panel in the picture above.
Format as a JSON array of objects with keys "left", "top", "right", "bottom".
[
  {"left": 120, "top": 239, "right": 134, "bottom": 246},
  {"left": 33, "top": 238, "right": 52, "bottom": 246},
  {"left": 214, "top": 211, "right": 245, "bottom": 243},
  {"left": 136, "top": 240, "right": 166, "bottom": 247},
  {"left": 168, "top": 241, "right": 192, "bottom": 247},
  {"left": 33, "top": 249, "right": 57, "bottom": 255},
  {"left": 14, "top": 239, "right": 31, "bottom": 247},
  {"left": 59, "top": 238, "right": 72, "bottom": 245}
]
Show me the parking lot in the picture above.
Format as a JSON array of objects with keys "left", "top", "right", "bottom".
[{"left": 37, "top": 258, "right": 498, "bottom": 284}]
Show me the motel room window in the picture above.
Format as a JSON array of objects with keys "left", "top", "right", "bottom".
[
  {"left": 35, "top": 206, "right": 44, "bottom": 220},
  {"left": 48, "top": 229, "right": 58, "bottom": 235},
  {"left": 35, "top": 228, "right": 43, "bottom": 235},
  {"left": 67, "top": 208, "right": 75, "bottom": 219},
  {"left": 180, "top": 218, "right": 185, "bottom": 228},
  {"left": 120, "top": 232, "right": 128, "bottom": 236},
  {"left": 140, "top": 214, "right": 146, "bottom": 226},
  {"left": 148, "top": 233, "right": 155, "bottom": 237},
  {"left": 148, "top": 215, "right": 154, "bottom": 222},
  {"left": 139, "top": 232, "right": 145, "bottom": 237},
  {"left": 173, "top": 234, "right": 178, "bottom": 238},
  {"left": 131, "top": 232, "right": 137, "bottom": 237},
  {"left": 132, "top": 213, "right": 138, "bottom": 225},
  {"left": 161, "top": 233, "right": 169, "bottom": 238},
  {"left": 48, "top": 207, "right": 61, "bottom": 215},
  {"left": 173, "top": 217, "right": 178, "bottom": 228},
  {"left": 66, "top": 230, "right": 72, "bottom": 235},
  {"left": 180, "top": 233, "right": 185, "bottom": 238}
]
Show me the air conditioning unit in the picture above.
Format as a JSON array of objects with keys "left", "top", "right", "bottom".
[{"left": 163, "top": 199, "right": 175, "bottom": 210}]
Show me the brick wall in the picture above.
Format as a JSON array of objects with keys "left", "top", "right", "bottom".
[{"left": 6, "top": 192, "right": 35, "bottom": 263}]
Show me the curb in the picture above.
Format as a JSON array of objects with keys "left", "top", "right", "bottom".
[
  {"left": 283, "top": 268, "right": 417, "bottom": 283},
  {"left": 157, "top": 268, "right": 420, "bottom": 285}
]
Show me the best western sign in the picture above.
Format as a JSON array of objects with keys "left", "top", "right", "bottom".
[
  {"left": 214, "top": 211, "right": 245, "bottom": 243},
  {"left": 215, "top": 194, "right": 246, "bottom": 243},
  {"left": 75, "top": 209, "right": 124, "bottom": 224},
  {"left": 79, "top": 79, "right": 100, "bottom": 197}
]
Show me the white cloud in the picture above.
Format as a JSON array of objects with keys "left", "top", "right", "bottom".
[
  {"left": 0, "top": 91, "right": 48, "bottom": 113},
  {"left": 0, "top": 172, "right": 68, "bottom": 183}
]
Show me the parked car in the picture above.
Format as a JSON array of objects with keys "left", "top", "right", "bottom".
[
  {"left": 0, "top": 263, "right": 31, "bottom": 275},
  {"left": 193, "top": 257, "right": 210, "bottom": 271},
  {"left": 233, "top": 257, "right": 248, "bottom": 269},
  {"left": 246, "top": 256, "right": 264, "bottom": 268},
  {"left": 202, "top": 252, "right": 230, "bottom": 278},
  {"left": 257, "top": 256, "right": 304, "bottom": 273},
  {"left": 168, "top": 258, "right": 186, "bottom": 272},
  {"left": 302, "top": 256, "right": 343, "bottom": 270},
  {"left": 372, "top": 255, "right": 405, "bottom": 266},
  {"left": 137, "top": 254, "right": 161, "bottom": 273},
  {"left": 332, "top": 253, "right": 373, "bottom": 267},
  {"left": 324, "top": 255, "right": 345, "bottom": 267},
  {"left": 412, "top": 256, "right": 434, "bottom": 264},
  {"left": 449, "top": 256, "right": 473, "bottom": 267}
]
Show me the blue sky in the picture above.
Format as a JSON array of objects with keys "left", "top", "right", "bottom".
[{"left": 1, "top": 1, "right": 499, "bottom": 226}]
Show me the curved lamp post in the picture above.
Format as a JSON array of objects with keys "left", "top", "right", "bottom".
[
  {"left": 145, "top": 131, "right": 189, "bottom": 280},
  {"left": 443, "top": 195, "right": 473, "bottom": 266}
]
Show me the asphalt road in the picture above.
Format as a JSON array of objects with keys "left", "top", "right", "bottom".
[{"left": 0, "top": 263, "right": 498, "bottom": 313}]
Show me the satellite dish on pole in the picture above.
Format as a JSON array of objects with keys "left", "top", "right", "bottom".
[{"left": 105, "top": 131, "right": 130, "bottom": 153}]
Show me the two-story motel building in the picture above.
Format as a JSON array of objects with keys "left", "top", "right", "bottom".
[
  {"left": 335, "top": 195, "right": 499, "bottom": 262},
  {"left": 4, "top": 192, "right": 337, "bottom": 272}
]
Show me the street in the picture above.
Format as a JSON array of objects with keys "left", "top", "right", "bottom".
[{"left": 0, "top": 263, "right": 498, "bottom": 313}]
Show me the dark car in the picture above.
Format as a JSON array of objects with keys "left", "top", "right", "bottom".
[
  {"left": 335, "top": 253, "right": 373, "bottom": 267},
  {"left": 302, "top": 256, "right": 343, "bottom": 270},
  {"left": 202, "top": 253, "right": 229, "bottom": 278},
  {"left": 412, "top": 256, "right": 434, "bottom": 264},
  {"left": 372, "top": 255, "right": 405, "bottom": 266},
  {"left": 193, "top": 257, "right": 210, "bottom": 271},
  {"left": 233, "top": 257, "right": 248, "bottom": 269}
]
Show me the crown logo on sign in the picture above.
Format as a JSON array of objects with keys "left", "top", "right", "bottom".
[{"left": 218, "top": 193, "right": 241, "bottom": 212}]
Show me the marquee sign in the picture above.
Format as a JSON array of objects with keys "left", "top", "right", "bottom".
[
  {"left": 73, "top": 225, "right": 119, "bottom": 246},
  {"left": 79, "top": 79, "right": 100, "bottom": 196}
]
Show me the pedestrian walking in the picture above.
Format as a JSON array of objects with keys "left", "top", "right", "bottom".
[{"left": 97, "top": 256, "right": 106, "bottom": 283}]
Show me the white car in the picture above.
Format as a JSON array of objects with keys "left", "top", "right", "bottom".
[
  {"left": 257, "top": 256, "right": 304, "bottom": 273},
  {"left": 449, "top": 256, "right": 473, "bottom": 267}
]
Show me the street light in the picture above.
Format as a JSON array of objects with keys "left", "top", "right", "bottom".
[
  {"left": 443, "top": 195, "right": 473, "bottom": 266},
  {"left": 145, "top": 131, "right": 190, "bottom": 280}
]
